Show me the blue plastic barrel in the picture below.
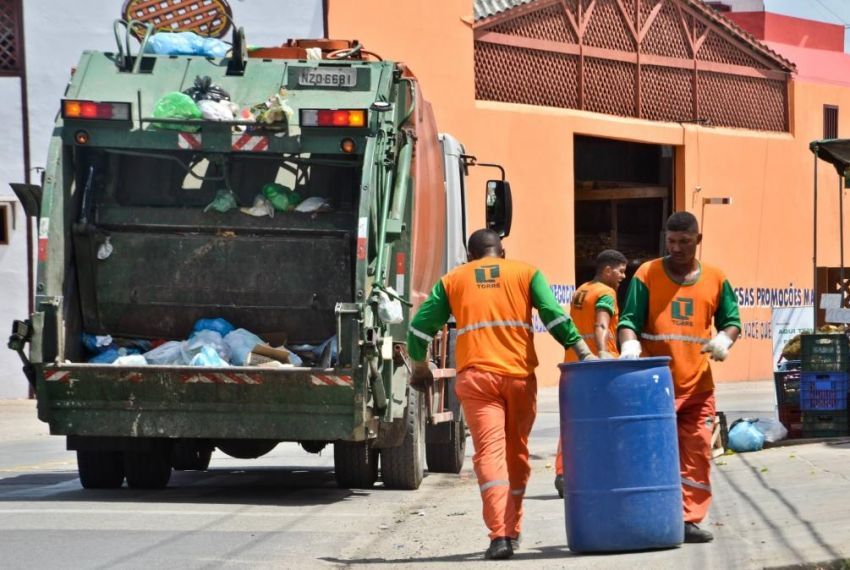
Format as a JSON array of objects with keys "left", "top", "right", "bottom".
[{"left": 558, "top": 357, "right": 683, "bottom": 552}]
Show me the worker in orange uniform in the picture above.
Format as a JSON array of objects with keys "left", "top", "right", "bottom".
[
  {"left": 407, "top": 228, "right": 597, "bottom": 560},
  {"left": 554, "top": 249, "right": 627, "bottom": 497},
  {"left": 617, "top": 212, "right": 741, "bottom": 544}
]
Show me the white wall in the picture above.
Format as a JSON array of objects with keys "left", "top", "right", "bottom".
[{"left": 0, "top": 0, "right": 323, "bottom": 398}]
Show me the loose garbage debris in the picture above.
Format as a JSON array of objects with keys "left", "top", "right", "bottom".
[
  {"left": 251, "top": 88, "right": 295, "bottom": 125},
  {"left": 240, "top": 195, "right": 276, "bottom": 218},
  {"left": 262, "top": 183, "right": 302, "bottom": 211},
  {"left": 83, "top": 318, "right": 321, "bottom": 368},
  {"left": 204, "top": 189, "right": 239, "bottom": 213}
]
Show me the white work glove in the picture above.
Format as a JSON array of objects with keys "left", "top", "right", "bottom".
[
  {"left": 598, "top": 350, "right": 616, "bottom": 360},
  {"left": 572, "top": 339, "right": 597, "bottom": 361},
  {"left": 619, "top": 339, "right": 642, "bottom": 359},
  {"left": 701, "top": 331, "right": 734, "bottom": 361}
]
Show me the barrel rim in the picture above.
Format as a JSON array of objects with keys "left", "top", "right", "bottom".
[{"left": 558, "top": 356, "right": 671, "bottom": 370}]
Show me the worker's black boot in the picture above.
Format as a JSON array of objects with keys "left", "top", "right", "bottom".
[
  {"left": 484, "top": 537, "right": 514, "bottom": 560},
  {"left": 510, "top": 533, "right": 522, "bottom": 551},
  {"left": 554, "top": 474, "right": 564, "bottom": 498},
  {"left": 684, "top": 522, "right": 714, "bottom": 543}
]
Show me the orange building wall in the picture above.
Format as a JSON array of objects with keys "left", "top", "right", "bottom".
[{"left": 329, "top": 0, "right": 850, "bottom": 386}]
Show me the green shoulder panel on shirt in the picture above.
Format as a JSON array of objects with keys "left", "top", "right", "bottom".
[
  {"left": 595, "top": 294, "right": 616, "bottom": 315},
  {"left": 715, "top": 279, "right": 742, "bottom": 331},
  {"left": 530, "top": 271, "right": 582, "bottom": 347},
  {"left": 407, "top": 280, "right": 452, "bottom": 361},
  {"left": 618, "top": 276, "right": 649, "bottom": 334}
]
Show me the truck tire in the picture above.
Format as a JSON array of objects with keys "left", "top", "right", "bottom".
[
  {"left": 171, "top": 441, "right": 213, "bottom": 471},
  {"left": 76, "top": 450, "right": 125, "bottom": 489},
  {"left": 425, "top": 418, "right": 466, "bottom": 474},
  {"left": 124, "top": 448, "right": 172, "bottom": 489},
  {"left": 380, "top": 388, "right": 425, "bottom": 490},
  {"left": 334, "top": 441, "right": 378, "bottom": 489}
]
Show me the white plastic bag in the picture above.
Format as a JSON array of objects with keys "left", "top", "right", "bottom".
[
  {"left": 198, "top": 99, "right": 238, "bottom": 121},
  {"left": 113, "top": 354, "right": 147, "bottom": 366},
  {"left": 753, "top": 417, "right": 788, "bottom": 443},
  {"left": 377, "top": 289, "right": 404, "bottom": 324},
  {"left": 143, "top": 341, "right": 187, "bottom": 365},
  {"left": 294, "top": 197, "right": 330, "bottom": 213},
  {"left": 240, "top": 195, "right": 275, "bottom": 218},
  {"left": 184, "top": 330, "right": 231, "bottom": 363},
  {"left": 189, "top": 345, "right": 230, "bottom": 367}
]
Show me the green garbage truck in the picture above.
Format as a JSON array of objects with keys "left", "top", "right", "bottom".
[{"left": 8, "top": 27, "right": 513, "bottom": 491}]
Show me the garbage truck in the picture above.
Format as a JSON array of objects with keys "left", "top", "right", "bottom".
[{"left": 8, "top": 25, "right": 513, "bottom": 491}]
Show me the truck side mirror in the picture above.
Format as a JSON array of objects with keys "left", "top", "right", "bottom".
[
  {"left": 485, "top": 180, "right": 512, "bottom": 238},
  {"left": 9, "top": 183, "right": 42, "bottom": 218}
]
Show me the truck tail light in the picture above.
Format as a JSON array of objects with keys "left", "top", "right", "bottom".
[
  {"left": 62, "top": 100, "right": 131, "bottom": 121},
  {"left": 300, "top": 109, "right": 367, "bottom": 128}
]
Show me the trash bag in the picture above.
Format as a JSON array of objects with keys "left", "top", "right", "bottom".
[
  {"left": 251, "top": 89, "right": 295, "bottom": 125},
  {"left": 192, "top": 318, "right": 235, "bottom": 337},
  {"left": 82, "top": 333, "right": 113, "bottom": 353},
  {"left": 289, "top": 336, "right": 335, "bottom": 367},
  {"left": 113, "top": 354, "right": 147, "bottom": 366},
  {"left": 189, "top": 344, "right": 230, "bottom": 367},
  {"left": 728, "top": 419, "right": 765, "bottom": 452},
  {"left": 144, "top": 32, "right": 230, "bottom": 58},
  {"left": 198, "top": 99, "right": 238, "bottom": 121},
  {"left": 240, "top": 194, "right": 275, "bottom": 218},
  {"left": 377, "top": 289, "right": 404, "bottom": 325},
  {"left": 183, "top": 75, "right": 231, "bottom": 102},
  {"left": 204, "top": 189, "right": 238, "bottom": 213},
  {"left": 152, "top": 92, "right": 201, "bottom": 132},
  {"left": 294, "top": 197, "right": 330, "bottom": 213},
  {"left": 184, "top": 330, "right": 231, "bottom": 363},
  {"left": 224, "top": 328, "right": 265, "bottom": 366},
  {"left": 89, "top": 346, "right": 141, "bottom": 364},
  {"left": 262, "top": 183, "right": 302, "bottom": 212},
  {"left": 753, "top": 418, "right": 788, "bottom": 443},
  {"left": 143, "top": 341, "right": 187, "bottom": 365}
]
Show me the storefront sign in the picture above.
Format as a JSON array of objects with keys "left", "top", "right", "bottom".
[{"left": 770, "top": 306, "right": 813, "bottom": 370}]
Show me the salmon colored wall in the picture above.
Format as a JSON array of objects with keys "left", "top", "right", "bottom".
[{"left": 329, "top": 1, "right": 850, "bottom": 386}]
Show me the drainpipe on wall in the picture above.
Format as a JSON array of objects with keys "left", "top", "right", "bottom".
[{"left": 17, "top": 0, "right": 34, "bottom": 397}]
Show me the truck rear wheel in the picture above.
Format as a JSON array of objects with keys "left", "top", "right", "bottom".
[
  {"left": 334, "top": 441, "right": 378, "bottom": 489},
  {"left": 380, "top": 388, "right": 425, "bottom": 490},
  {"left": 124, "top": 446, "right": 172, "bottom": 489},
  {"left": 171, "top": 441, "right": 213, "bottom": 471},
  {"left": 77, "top": 450, "right": 125, "bottom": 489},
  {"left": 425, "top": 418, "right": 467, "bottom": 474}
]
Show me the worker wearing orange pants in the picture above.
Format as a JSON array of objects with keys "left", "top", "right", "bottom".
[
  {"left": 455, "top": 368, "right": 537, "bottom": 540},
  {"left": 408, "top": 229, "right": 595, "bottom": 560},
  {"left": 676, "top": 390, "right": 716, "bottom": 523},
  {"left": 618, "top": 212, "right": 741, "bottom": 543}
]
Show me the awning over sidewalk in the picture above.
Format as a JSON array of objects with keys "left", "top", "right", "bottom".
[{"left": 811, "top": 139, "right": 850, "bottom": 175}]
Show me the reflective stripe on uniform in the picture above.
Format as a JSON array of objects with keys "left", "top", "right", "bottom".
[
  {"left": 642, "top": 333, "right": 708, "bottom": 345},
  {"left": 409, "top": 327, "right": 434, "bottom": 342},
  {"left": 681, "top": 477, "right": 712, "bottom": 492},
  {"left": 510, "top": 488, "right": 525, "bottom": 496},
  {"left": 544, "top": 315, "right": 570, "bottom": 331},
  {"left": 479, "top": 479, "right": 510, "bottom": 492},
  {"left": 457, "top": 320, "right": 534, "bottom": 336}
]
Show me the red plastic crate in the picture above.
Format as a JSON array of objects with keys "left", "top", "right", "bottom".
[{"left": 778, "top": 406, "right": 803, "bottom": 439}]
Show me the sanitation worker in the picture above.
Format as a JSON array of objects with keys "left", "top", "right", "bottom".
[
  {"left": 554, "top": 249, "right": 628, "bottom": 497},
  {"left": 617, "top": 211, "right": 741, "bottom": 543},
  {"left": 407, "top": 228, "right": 597, "bottom": 560}
]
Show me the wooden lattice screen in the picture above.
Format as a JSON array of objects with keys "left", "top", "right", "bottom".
[
  {"left": 0, "top": 0, "right": 21, "bottom": 77},
  {"left": 474, "top": 0, "right": 793, "bottom": 131}
]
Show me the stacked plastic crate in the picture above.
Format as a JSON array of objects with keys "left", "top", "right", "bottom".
[{"left": 799, "top": 334, "right": 850, "bottom": 437}]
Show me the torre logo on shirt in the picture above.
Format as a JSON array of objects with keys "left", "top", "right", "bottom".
[
  {"left": 671, "top": 296, "right": 694, "bottom": 326},
  {"left": 475, "top": 265, "right": 501, "bottom": 289}
]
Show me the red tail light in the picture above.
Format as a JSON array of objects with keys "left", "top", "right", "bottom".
[
  {"left": 62, "top": 100, "right": 131, "bottom": 121},
  {"left": 300, "top": 109, "right": 367, "bottom": 128}
]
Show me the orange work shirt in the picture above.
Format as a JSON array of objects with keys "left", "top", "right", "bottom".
[{"left": 564, "top": 281, "right": 619, "bottom": 362}]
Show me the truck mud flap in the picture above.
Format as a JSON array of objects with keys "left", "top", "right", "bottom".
[{"left": 38, "top": 364, "right": 362, "bottom": 441}]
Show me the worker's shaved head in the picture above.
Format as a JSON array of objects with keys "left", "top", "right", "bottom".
[
  {"left": 666, "top": 211, "right": 700, "bottom": 233},
  {"left": 467, "top": 229, "right": 504, "bottom": 261}
]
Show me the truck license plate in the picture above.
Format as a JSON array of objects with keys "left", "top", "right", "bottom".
[{"left": 298, "top": 68, "right": 357, "bottom": 88}]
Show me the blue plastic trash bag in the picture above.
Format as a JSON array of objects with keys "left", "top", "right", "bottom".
[
  {"left": 82, "top": 333, "right": 113, "bottom": 353},
  {"left": 192, "top": 318, "right": 235, "bottom": 337},
  {"left": 224, "top": 329, "right": 264, "bottom": 366},
  {"left": 144, "top": 32, "right": 230, "bottom": 58},
  {"left": 728, "top": 419, "right": 765, "bottom": 452},
  {"left": 190, "top": 345, "right": 229, "bottom": 367}
]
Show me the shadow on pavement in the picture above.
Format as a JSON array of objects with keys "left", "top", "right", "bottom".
[
  {"left": 715, "top": 453, "right": 844, "bottom": 564},
  {"left": 323, "top": 544, "right": 579, "bottom": 564}
]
